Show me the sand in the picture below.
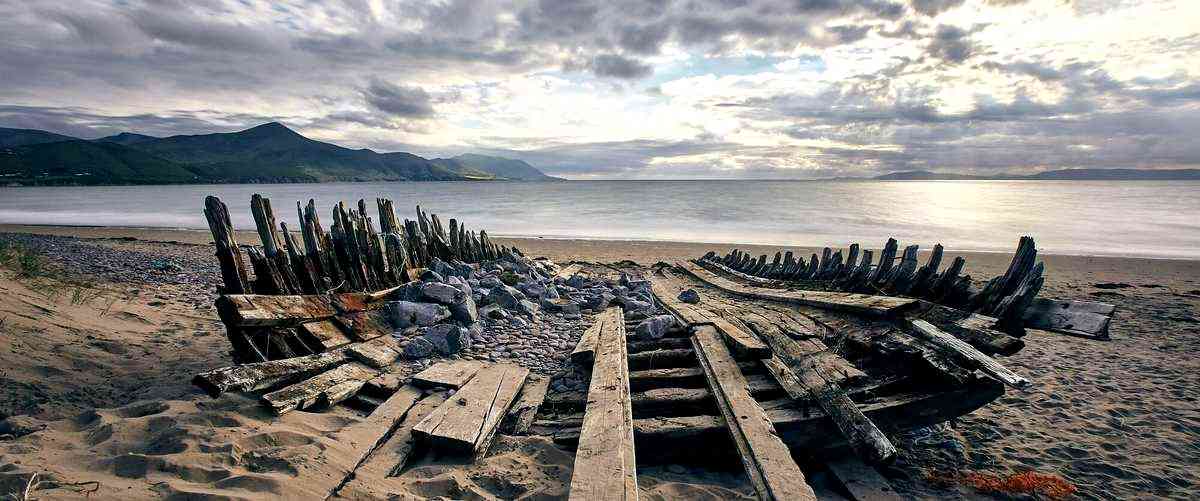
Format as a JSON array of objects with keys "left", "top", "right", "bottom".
[{"left": 0, "top": 224, "right": 1198, "bottom": 500}]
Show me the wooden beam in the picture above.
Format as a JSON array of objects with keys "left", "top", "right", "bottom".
[
  {"left": 569, "top": 306, "right": 638, "bottom": 501},
  {"left": 649, "top": 270, "right": 770, "bottom": 357},
  {"left": 826, "top": 456, "right": 904, "bottom": 501},
  {"left": 413, "top": 364, "right": 529, "bottom": 458},
  {"left": 410, "top": 360, "right": 484, "bottom": 389},
  {"left": 678, "top": 261, "right": 917, "bottom": 317},
  {"left": 691, "top": 325, "right": 816, "bottom": 501},
  {"left": 906, "top": 319, "right": 1031, "bottom": 389},
  {"left": 261, "top": 362, "right": 377, "bottom": 415},
  {"left": 193, "top": 337, "right": 396, "bottom": 397},
  {"left": 1021, "top": 297, "right": 1113, "bottom": 339},
  {"left": 503, "top": 376, "right": 551, "bottom": 435},
  {"left": 571, "top": 311, "right": 608, "bottom": 365},
  {"left": 333, "top": 390, "right": 449, "bottom": 499}
]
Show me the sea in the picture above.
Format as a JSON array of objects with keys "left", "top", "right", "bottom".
[{"left": 1, "top": 180, "right": 1197, "bottom": 259}]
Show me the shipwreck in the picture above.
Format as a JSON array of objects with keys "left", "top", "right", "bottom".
[{"left": 191, "top": 193, "right": 1116, "bottom": 500}]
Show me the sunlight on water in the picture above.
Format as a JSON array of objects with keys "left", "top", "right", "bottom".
[{"left": 1, "top": 180, "right": 1197, "bottom": 259}]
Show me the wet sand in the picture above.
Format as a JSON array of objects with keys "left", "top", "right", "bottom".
[{"left": 0, "top": 224, "right": 1197, "bottom": 499}]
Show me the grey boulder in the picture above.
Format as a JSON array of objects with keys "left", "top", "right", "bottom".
[
  {"left": 420, "top": 282, "right": 466, "bottom": 305},
  {"left": 423, "top": 324, "right": 470, "bottom": 355},
  {"left": 386, "top": 301, "right": 451, "bottom": 328},
  {"left": 635, "top": 315, "right": 677, "bottom": 340},
  {"left": 678, "top": 289, "right": 701, "bottom": 304}
]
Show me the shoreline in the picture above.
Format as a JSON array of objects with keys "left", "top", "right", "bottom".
[{"left": 3, "top": 223, "right": 1198, "bottom": 264}]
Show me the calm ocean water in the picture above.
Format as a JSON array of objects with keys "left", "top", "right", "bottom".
[{"left": 1, "top": 180, "right": 1197, "bottom": 259}]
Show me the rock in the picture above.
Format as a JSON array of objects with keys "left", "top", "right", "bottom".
[
  {"left": 481, "top": 276, "right": 505, "bottom": 290},
  {"left": 543, "top": 285, "right": 561, "bottom": 300},
  {"left": 386, "top": 301, "right": 451, "bottom": 328},
  {"left": 419, "top": 269, "right": 445, "bottom": 282},
  {"left": 450, "top": 295, "right": 479, "bottom": 324},
  {"left": 479, "top": 303, "right": 507, "bottom": 320},
  {"left": 403, "top": 337, "right": 435, "bottom": 359},
  {"left": 635, "top": 315, "right": 677, "bottom": 340},
  {"left": 518, "top": 299, "right": 539, "bottom": 316},
  {"left": 678, "top": 289, "right": 701, "bottom": 304},
  {"left": 580, "top": 292, "right": 615, "bottom": 311},
  {"left": 424, "top": 324, "right": 470, "bottom": 355},
  {"left": 0, "top": 416, "right": 46, "bottom": 438},
  {"left": 518, "top": 281, "right": 548, "bottom": 299},
  {"left": 420, "top": 282, "right": 466, "bottom": 305},
  {"left": 489, "top": 285, "right": 527, "bottom": 309}
]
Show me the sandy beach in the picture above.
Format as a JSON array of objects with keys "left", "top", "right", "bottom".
[{"left": 0, "top": 224, "right": 1197, "bottom": 500}]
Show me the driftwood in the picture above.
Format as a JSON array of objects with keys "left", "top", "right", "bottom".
[
  {"left": 503, "top": 376, "right": 551, "bottom": 435},
  {"left": 334, "top": 390, "right": 449, "bottom": 499},
  {"left": 569, "top": 306, "right": 637, "bottom": 501},
  {"left": 906, "top": 319, "right": 1030, "bottom": 389},
  {"left": 410, "top": 360, "right": 483, "bottom": 389},
  {"left": 262, "top": 362, "right": 377, "bottom": 415}
]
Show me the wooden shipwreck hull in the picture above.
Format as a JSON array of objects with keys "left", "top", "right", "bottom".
[
  {"left": 193, "top": 194, "right": 1091, "bottom": 499},
  {"left": 699, "top": 236, "right": 1116, "bottom": 339}
]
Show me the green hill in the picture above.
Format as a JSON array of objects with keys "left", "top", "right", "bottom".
[
  {"left": 0, "top": 127, "right": 79, "bottom": 148},
  {"left": 0, "top": 122, "right": 561, "bottom": 185},
  {"left": 0, "top": 140, "right": 200, "bottom": 185}
]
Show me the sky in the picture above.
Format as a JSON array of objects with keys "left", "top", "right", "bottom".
[{"left": 1, "top": 0, "right": 1198, "bottom": 179}]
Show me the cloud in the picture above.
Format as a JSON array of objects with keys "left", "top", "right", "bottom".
[
  {"left": 587, "top": 54, "right": 654, "bottom": 79},
  {"left": 910, "top": 0, "right": 967, "bottom": 16},
  {"left": 926, "top": 24, "right": 980, "bottom": 63},
  {"left": 362, "top": 80, "right": 436, "bottom": 118}
]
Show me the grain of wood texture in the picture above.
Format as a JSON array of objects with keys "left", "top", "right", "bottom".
[
  {"left": 649, "top": 270, "right": 770, "bottom": 356},
  {"left": 571, "top": 310, "right": 608, "bottom": 365},
  {"left": 679, "top": 261, "right": 917, "bottom": 317},
  {"left": 262, "top": 362, "right": 378, "bottom": 415},
  {"left": 333, "top": 310, "right": 392, "bottom": 342},
  {"left": 203, "top": 196, "right": 250, "bottom": 294},
  {"left": 298, "top": 320, "right": 354, "bottom": 350},
  {"left": 569, "top": 306, "right": 637, "bottom": 501},
  {"left": 324, "top": 385, "right": 425, "bottom": 499},
  {"left": 906, "top": 319, "right": 1030, "bottom": 389},
  {"left": 410, "top": 360, "right": 484, "bottom": 389},
  {"left": 193, "top": 337, "right": 399, "bottom": 397},
  {"left": 334, "top": 391, "right": 449, "bottom": 500},
  {"left": 628, "top": 362, "right": 761, "bottom": 391},
  {"left": 503, "top": 376, "right": 551, "bottom": 435},
  {"left": 826, "top": 456, "right": 904, "bottom": 501},
  {"left": 1021, "top": 298, "right": 1113, "bottom": 339},
  {"left": 691, "top": 326, "right": 815, "bottom": 501},
  {"left": 413, "top": 364, "right": 530, "bottom": 458},
  {"left": 346, "top": 342, "right": 399, "bottom": 369}
]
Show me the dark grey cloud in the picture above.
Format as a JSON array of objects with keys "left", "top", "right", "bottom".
[
  {"left": 362, "top": 80, "right": 436, "bottom": 118},
  {"left": 587, "top": 54, "right": 654, "bottom": 79},
  {"left": 926, "top": 24, "right": 979, "bottom": 63},
  {"left": 910, "top": 0, "right": 966, "bottom": 16}
]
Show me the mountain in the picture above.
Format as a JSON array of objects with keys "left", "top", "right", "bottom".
[
  {"left": 874, "top": 169, "right": 1200, "bottom": 181},
  {"left": 0, "top": 140, "right": 200, "bottom": 185},
  {"left": 97, "top": 132, "right": 159, "bottom": 145},
  {"left": 0, "top": 127, "right": 78, "bottom": 148},
  {"left": 0, "top": 122, "right": 560, "bottom": 185},
  {"left": 440, "top": 153, "right": 562, "bottom": 181}
]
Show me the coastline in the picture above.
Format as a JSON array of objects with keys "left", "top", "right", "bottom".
[{"left": 3, "top": 223, "right": 1198, "bottom": 281}]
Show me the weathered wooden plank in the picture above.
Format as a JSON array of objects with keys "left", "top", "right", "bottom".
[
  {"left": 827, "top": 456, "right": 904, "bottom": 501},
  {"left": 333, "top": 310, "right": 392, "bottom": 342},
  {"left": 203, "top": 196, "right": 251, "bottom": 294},
  {"left": 262, "top": 362, "right": 378, "bottom": 415},
  {"left": 1021, "top": 297, "right": 1113, "bottom": 339},
  {"left": 629, "top": 362, "right": 761, "bottom": 391},
  {"left": 298, "top": 320, "right": 354, "bottom": 350},
  {"left": 323, "top": 385, "right": 424, "bottom": 498},
  {"left": 679, "top": 261, "right": 918, "bottom": 317},
  {"left": 334, "top": 390, "right": 449, "bottom": 500},
  {"left": 649, "top": 270, "right": 771, "bottom": 357},
  {"left": 692, "top": 325, "right": 816, "bottom": 501},
  {"left": 413, "top": 364, "right": 529, "bottom": 458},
  {"left": 571, "top": 310, "right": 609, "bottom": 365},
  {"left": 906, "top": 319, "right": 1030, "bottom": 389},
  {"left": 503, "top": 376, "right": 551, "bottom": 435},
  {"left": 346, "top": 341, "right": 400, "bottom": 369},
  {"left": 410, "top": 360, "right": 484, "bottom": 389},
  {"left": 569, "top": 306, "right": 637, "bottom": 501}
]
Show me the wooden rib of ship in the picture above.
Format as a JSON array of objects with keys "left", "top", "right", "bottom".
[
  {"left": 193, "top": 194, "right": 1109, "bottom": 500},
  {"left": 698, "top": 237, "right": 1115, "bottom": 340}
]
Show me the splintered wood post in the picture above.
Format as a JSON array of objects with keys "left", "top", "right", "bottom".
[
  {"left": 691, "top": 325, "right": 816, "bottom": 501},
  {"left": 869, "top": 238, "right": 898, "bottom": 285},
  {"left": 906, "top": 319, "right": 1031, "bottom": 389},
  {"left": 203, "top": 196, "right": 250, "bottom": 294},
  {"left": 569, "top": 306, "right": 637, "bottom": 501},
  {"left": 412, "top": 364, "right": 529, "bottom": 459}
]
